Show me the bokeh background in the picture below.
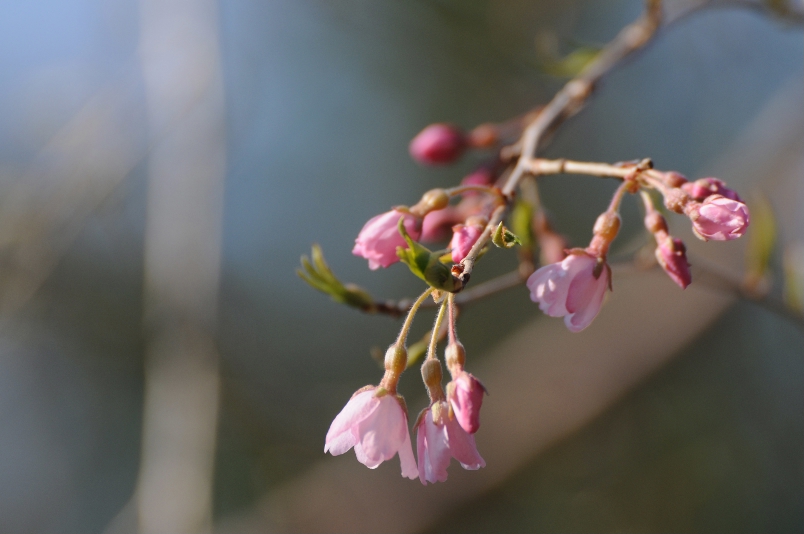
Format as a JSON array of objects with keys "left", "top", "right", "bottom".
[{"left": 0, "top": 0, "right": 801, "bottom": 532}]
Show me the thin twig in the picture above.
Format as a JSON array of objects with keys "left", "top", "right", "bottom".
[{"left": 457, "top": 1, "right": 665, "bottom": 283}]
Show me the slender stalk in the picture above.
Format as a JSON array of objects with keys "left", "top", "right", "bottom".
[
  {"left": 396, "top": 288, "right": 434, "bottom": 347},
  {"left": 426, "top": 299, "right": 448, "bottom": 361},
  {"left": 447, "top": 293, "right": 458, "bottom": 345}
]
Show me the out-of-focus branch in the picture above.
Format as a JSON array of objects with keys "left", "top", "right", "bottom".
[
  {"left": 134, "top": 0, "right": 226, "bottom": 532},
  {"left": 457, "top": 1, "right": 665, "bottom": 283}
]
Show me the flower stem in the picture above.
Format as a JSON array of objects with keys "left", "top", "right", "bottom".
[
  {"left": 426, "top": 298, "right": 448, "bottom": 361},
  {"left": 396, "top": 288, "right": 434, "bottom": 347}
]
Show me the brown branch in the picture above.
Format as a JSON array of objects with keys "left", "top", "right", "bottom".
[{"left": 457, "top": 1, "right": 665, "bottom": 283}]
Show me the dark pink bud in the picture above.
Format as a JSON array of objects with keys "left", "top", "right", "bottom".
[
  {"left": 448, "top": 371, "right": 486, "bottom": 434},
  {"left": 449, "top": 218, "right": 486, "bottom": 263},
  {"left": 352, "top": 209, "right": 422, "bottom": 269},
  {"left": 409, "top": 123, "right": 466, "bottom": 165},
  {"left": 421, "top": 207, "right": 462, "bottom": 243},
  {"left": 685, "top": 195, "right": 750, "bottom": 241},
  {"left": 460, "top": 166, "right": 496, "bottom": 188},
  {"left": 655, "top": 236, "right": 691, "bottom": 289},
  {"left": 681, "top": 177, "right": 742, "bottom": 202}
]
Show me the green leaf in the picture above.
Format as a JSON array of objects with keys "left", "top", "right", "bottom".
[
  {"left": 492, "top": 222, "right": 522, "bottom": 249},
  {"left": 783, "top": 242, "right": 804, "bottom": 314},
  {"left": 396, "top": 218, "right": 463, "bottom": 292},
  {"left": 744, "top": 193, "right": 776, "bottom": 283},
  {"left": 511, "top": 199, "right": 534, "bottom": 249},
  {"left": 297, "top": 244, "right": 376, "bottom": 310}
]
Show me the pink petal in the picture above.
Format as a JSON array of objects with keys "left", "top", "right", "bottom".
[
  {"left": 423, "top": 414, "right": 451, "bottom": 484},
  {"left": 526, "top": 264, "right": 569, "bottom": 316},
  {"left": 398, "top": 429, "right": 418, "bottom": 479},
  {"left": 565, "top": 269, "right": 608, "bottom": 332},
  {"left": 445, "top": 418, "right": 485, "bottom": 470},
  {"left": 356, "top": 395, "right": 405, "bottom": 464},
  {"left": 325, "top": 390, "right": 377, "bottom": 453}
]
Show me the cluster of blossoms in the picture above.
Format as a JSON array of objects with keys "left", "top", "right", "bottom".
[
  {"left": 317, "top": 119, "right": 749, "bottom": 483},
  {"left": 325, "top": 291, "right": 486, "bottom": 484}
]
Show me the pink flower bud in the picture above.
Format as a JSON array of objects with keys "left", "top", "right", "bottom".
[
  {"left": 681, "top": 177, "right": 742, "bottom": 202},
  {"left": 416, "top": 400, "right": 485, "bottom": 485},
  {"left": 460, "top": 166, "right": 497, "bottom": 189},
  {"left": 448, "top": 371, "right": 485, "bottom": 434},
  {"left": 409, "top": 123, "right": 466, "bottom": 165},
  {"left": 325, "top": 388, "right": 418, "bottom": 479},
  {"left": 449, "top": 218, "right": 486, "bottom": 263},
  {"left": 685, "top": 195, "right": 750, "bottom": 241},
  {"left": 421, "top": 207, "right": 461, "bottom": 242},
  {"left": 526, "top": 252, "right": 610, "bottom": 332},
  {"left": 353, "top": 209, "right": 422, "bottom": 269},
  {"left": 655, "top": 236, "right": 691, "bottom": 289}
]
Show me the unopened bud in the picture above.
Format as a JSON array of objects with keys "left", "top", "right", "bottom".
[
  {"left": 593, "top": 211, "right": 621, "bottom": 242},
  {"left": 384, "top": 344, "right": 407, "bottom": 377},
  {"left": 644, "top": 212, "right": 667, "bottom": 234},
  {"left": 681, "top": 177, "right": 742, "bottom": 202},
  {"left": 421, "top": 358, "right": 443, "bottom": 390},
  {"left": 445, "top": 341, "right": 466, "bottom": 371},
  {"left": 655, "top": 236, "right": 692, "bottom": 289},
  {"left": 409, "top": 123, "right": 466, "bottom": 165}
]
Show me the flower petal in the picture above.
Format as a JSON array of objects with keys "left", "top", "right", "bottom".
[
  {"left": 445, "top": 418, "right": 485, "bottom": 470},
  {"left": 325, "top": 390, "right": 377, "bottom": 451}
]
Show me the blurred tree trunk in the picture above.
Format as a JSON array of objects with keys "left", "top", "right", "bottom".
[{"left": 135, "top": 0, "right": 226, "bottom": 532}]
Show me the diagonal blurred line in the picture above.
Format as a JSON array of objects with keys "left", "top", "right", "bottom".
[{"left": 0, "top": 71, "right": 146, "bottom": 316}]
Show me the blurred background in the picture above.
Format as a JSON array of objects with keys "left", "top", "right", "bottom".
[{"left": 0, "top": 0, "right": 801, "bottom": 532}]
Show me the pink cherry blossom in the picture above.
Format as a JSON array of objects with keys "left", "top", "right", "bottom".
[
  {"left": 686, "top": 195, "right": 749, "bottom": 241},
  {"left": 681, "top": 177, "right": 742, "bottom": 202},
  {"left": 655, "top": 236, "right": 691, "bottom": 289},
  {"left": 409, "top": 124, "right": 466, "bottom": 165},
  {"left": 526, "top": 252, "right": 610, "bottom": 332},
  {"left": 353, "top": 209, "right": 422, "bottom": 270},
  {"left": 449, "top": 222, "right": 485, "bottom": 263},
  {"left": 325, "top": 388, "right": 418, "bottom": 479},
  {"left": 447, "top": 371, "right": 485, "bottom": 434},
  {"left": 416, "top": 401, "right": 485, "bottom": 485}
]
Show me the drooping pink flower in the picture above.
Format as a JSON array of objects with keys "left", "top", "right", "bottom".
[
  {"left": 685, "top": 195, "right": 749, "bottom": 241},
  {"left": 655, "top": 236, "right": 691, "bottom": 289},
  {"left": 526, "top": 252, "right": 610, "bottom": 332},
  {"left": 681, "top": 177, "right": 742, "bottom": 202},
  {"left": 416, "top": 401, "right": 485, "bottom": 485},
  {"left": 449, "top": 219, "right": 485, "bottom": 263},
  {"left": 409, "top": 123, "right": 466, "bottom": 165},
  {"left": 325, "top": 388, "right": 418, "bottom": 479},
  {"left": 353, "top": 209, "right": 422, "bottom": 270},
  {"left": 447, "top": 371, "right": 486, "bottom": 434}
]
